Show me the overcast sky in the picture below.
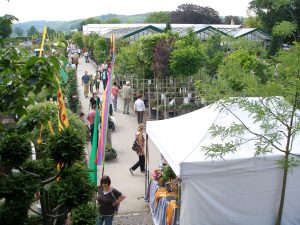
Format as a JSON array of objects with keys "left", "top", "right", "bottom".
[{"left": 0, "top": 0, "right": 251, "bottom": 23}]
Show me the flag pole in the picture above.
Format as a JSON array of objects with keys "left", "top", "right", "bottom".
[{"left": 89, "top": 98, "right": 99, "bottom": 185}]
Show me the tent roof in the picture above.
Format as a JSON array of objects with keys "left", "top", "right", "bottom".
[{"left": 146, "top": 97, "right": 300, "bottom": 177}]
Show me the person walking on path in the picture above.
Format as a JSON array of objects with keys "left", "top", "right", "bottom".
[
  {"left": 84, "top": 50, "right": 89, "bottom": 63},
  {"left": 111, "top": 81, "right": 119, "bottom": 111},
  {"left": 96, "top": 176, "right": 126, "bottom": 225},
  {"left": 82, "top": 71, "right": 90, "bottom": 98},
  {"left": 89, "top": 91, "right": 101, "bottom": 110},
  {"left": 134, "top": 94, "right": 145, "bottom": 124},
  {"left": 87, "top": 105, "right": 96, "bottom": 143},
  {"left": 89, "top": 73, "right": 94, "bottom": 94},
  {"left": 95, "top": 69, "right": 101, "bottom": 93},
  {"left": 122, "top": 81, "right": 133, "bottom": 114},
  {"left": 129, "top": 124, "right": 145, "bottom": 175},
  {"left": 102, "top": 60, "right": 108, "bottom": 91}
]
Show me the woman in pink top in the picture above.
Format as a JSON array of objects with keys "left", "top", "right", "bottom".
[
  {"left": 87, "top": 105, "right": 96, "bottom": 143},
  {"left": 129, "top": 124, "right": 145, "bottom": 175},
  {"left": 111, "top": 81, "right": 119, "bottom": 111}
]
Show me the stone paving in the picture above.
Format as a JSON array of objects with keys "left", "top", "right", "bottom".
[{"left": 76, "top": 57, "right": 159, "bottom": 224}]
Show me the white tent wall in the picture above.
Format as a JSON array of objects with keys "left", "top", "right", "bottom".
[{"left": 180, "top": 157, "right": 300, "bottom": 225}]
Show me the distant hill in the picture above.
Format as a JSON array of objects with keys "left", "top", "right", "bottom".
[{"left": 12, "top": 13, "right": 149, "bottom": 34}]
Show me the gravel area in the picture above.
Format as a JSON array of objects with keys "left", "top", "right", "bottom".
[{"left": 113, "top": 211, "right": 155, "bottom": 225}]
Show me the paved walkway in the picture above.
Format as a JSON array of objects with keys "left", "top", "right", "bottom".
[{"left": 76, "top": 57, "right": 161, "bottom": 223}]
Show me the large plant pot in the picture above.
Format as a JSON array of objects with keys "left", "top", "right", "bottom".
[
  {"left": 151, "top": 108, "right": 163, "bottom": 120},
  {"left": 168, "top": 111, "right": 178, "bottom": 118}
]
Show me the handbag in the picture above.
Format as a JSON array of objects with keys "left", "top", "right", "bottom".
[
  {"left": 111, "top": 189, "right": 120, "bottom": 215},
  {"left": 132, "top": 139, "right": 140, "bottom": 152}
]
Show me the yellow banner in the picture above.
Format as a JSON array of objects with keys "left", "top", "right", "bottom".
[{"left": 56, "top": 76, "right": 69, "bottom": 129}]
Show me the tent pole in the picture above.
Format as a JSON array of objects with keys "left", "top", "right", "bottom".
[
  {"left": 145, "top": 134, "right": 149, "bottom": 197},
  {"left": 177, "top": 178, "right": 181, "bottom": 224}
]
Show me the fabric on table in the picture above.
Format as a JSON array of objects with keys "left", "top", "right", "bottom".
[{"left": 166, "top": 200, "right": 179, "bottom": 225}]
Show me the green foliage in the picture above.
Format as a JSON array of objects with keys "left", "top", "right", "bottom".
[
  {"left": 0, "top": 47, "right": 58, "bottom": 116},
  {"left": 63, "top": 68, "right": 79, "bottom": 113},
  {"left": 273, "top": 21, "right": 297, "bottom": 38},
  {"left": 14, "top": 27, "right": 24, "bottom": 37},
  {"left": 27, "top": 25, "right": 39, "bottom": 37},
  {"left": 0, "top": 173, "right": 39, "bottom": 225},
  {"left": 70, "top": 202, "right": 98, "bottom": 225},
  {"left": 198, "top": 43, "right": 300, "bottom": 224},
  {"left": 0, "top": 130, "right": 31, "bottom": 169},
  {"left": 137, "top": 34, "right": 165, "bottom": 67},
  {"left": 79, "top": 17, "right": 101, "bottom": 30},
  {"left": 0, "top": 14, "right": 18, "bottom": 41},
  {"left": 162, "top": 165, "right": 176, "bottom": 181},
  {"left": 203, "top": 35, "right": 224, "bottom": 80},
  {"left": 46, "top": 128, "right": 85, "bottom": 165},
  {"left": 93, "top": 37, "right": 107, "bottom": 63},
  {"left": 249, "top": 0, "right": 300, "bottom": 45},
  {"left": 18, "top": 101, "right": 86, "bottom": 148},
  {"left": 24, "top": 215, "right": 43, "bottom": 225},
  {"left": 23, "top": 158, "right": 56, "bottom": 180},
  {"left": 115, "top": 41, "right": 142, "bottom": 76},
  {"left": 105, "top": 17, "right": 121, "bottom": 24},
  {"left": 49, "top": 163, "right": 95, "bottom": 209},
  {"left": 243, "top": 16, "right": 262, "bottom": 28},
  {"left": 144, "top": 11, "right": 171, "bottom": 23},
  {"left": 170, "top": 46, "right": 203, "bottom": 77},
  {"left": 72, "top": 32, "right": 83, "bottom": 49},
  {"left": 170, "top": 29, "right": 204, "bottom": 77}
]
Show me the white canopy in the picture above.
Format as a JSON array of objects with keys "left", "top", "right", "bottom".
[{"left": 146, "top": 98, "right": 300, "bottom": 225}]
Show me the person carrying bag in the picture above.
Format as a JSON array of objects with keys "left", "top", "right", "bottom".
[
  {"left": 96, "top": 176, "right": 126, "bottom": 225},
  {"left": 129, "top": 124, "right": 145, "bottom": 175}
]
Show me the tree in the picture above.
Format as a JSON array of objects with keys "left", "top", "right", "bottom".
[
  {"left": 79, "top": 17, "right": 101, "bottom": 31},
  {"left": 0, "top": 45, "right": 96, "bottom": 225},
  {"left": 223, "top": 15, "right": 242, "bottom": 25},
  {"left": 72, "top": 31, "right": 83, "bottom": 49},
  {"left": 27, "top": 25, "right": 39, "bottom": 37},
  {"left": 105, "top": 17, "right": 121, "bottom": 24},
  {"left": 144, "top": 11, "right": 171, "bottom": 23},
  {"left": 199, "top": 43, "right": 300, "bottom": 225},
  {"left": 115, "top": 41, "right": 143, "bottom": 77},
  {"left": 170, "top": 29, "right": 205, "bottom": 77},
  {"left": 93, "top": 37, "right": 107, "bottom": 64},
  {"left": 152, "top": 34, "right": 176, "bottom": 78},
  {"left": 203, "top": 34, "right": 225, "bottom": 83},
  {"left": 249, "top": 0, "right": 300, "bottom": 53},
  {"left": 14, "top": 27, "right": 24, "bottom": 36},
  {"left": 46, "top": 27, "right": 56, "bottom": 37},
  {"left": 243, "top": 16, "right": 262, "bottom": 28},
  {"left": 171, "top": 4, "right": 221, "bottom": 24},
  {"left": 0, "top": 14, "right": 18, "bottom": 45}
]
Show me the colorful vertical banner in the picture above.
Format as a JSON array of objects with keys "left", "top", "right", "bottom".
[
  {"left": 89, "top": 98, "right": 99, "bottom": 184},
  {"left": 95, "top": 34, "right": 115, "bottom": 165},
  {"left": 56, "top": 76, "right": 69, "bottom": 129}
]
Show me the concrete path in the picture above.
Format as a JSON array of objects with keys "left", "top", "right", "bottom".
[{"left": 76, "top": 57, "right": 161, "bottom": 217}]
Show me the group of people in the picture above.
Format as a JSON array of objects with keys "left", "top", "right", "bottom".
[
  {"left": 81, "top": 61, "right": 110, "bottom": 98},
  {"left": 77, "top": 52, "right": 148, "bottom": 225}
]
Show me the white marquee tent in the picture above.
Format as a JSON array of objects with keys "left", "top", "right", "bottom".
[{"left": 146, "top": 98, "right": 300, "bottom": 225}]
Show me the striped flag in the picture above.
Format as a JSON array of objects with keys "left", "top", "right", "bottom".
[
  {"left": 95, "top": 55, "right": 114, "bottom": 165},
  {"left": 89, "top": 98, "right": 99, "bottom": 184},
  {"left": 95, "top": 34, "right": 115, "bottom": 165}
]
